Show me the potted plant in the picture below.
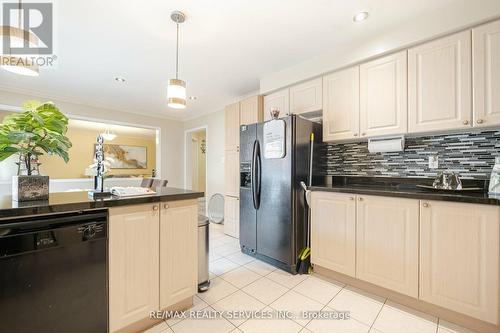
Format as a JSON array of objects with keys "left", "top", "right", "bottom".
[{"left": 0, "top": 101, "right": 72, "bottom": 201}]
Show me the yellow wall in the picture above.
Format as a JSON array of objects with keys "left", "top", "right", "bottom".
[{"left": 0, "top": 111, "right": 156, "bottom": 179}]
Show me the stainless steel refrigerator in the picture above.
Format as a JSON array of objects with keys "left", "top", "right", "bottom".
[{"left": 239, "top": 115, "right": 322, "bottom": 273}]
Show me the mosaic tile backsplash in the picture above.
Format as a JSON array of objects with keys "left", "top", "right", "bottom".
[{"left": 322, "top": 130, "right": 500, "bottom": 179}]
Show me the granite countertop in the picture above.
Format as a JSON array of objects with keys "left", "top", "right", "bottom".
[
  {"left": 0, "top": 187, "right": 204, "bottom": 219},
  {"left": 309, "top": 176, "right": 500, "bottom": 206}
]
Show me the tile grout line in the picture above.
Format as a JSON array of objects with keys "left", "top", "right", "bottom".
[{"left": 368, "top": 298, "right": 387, "bottom": 332}]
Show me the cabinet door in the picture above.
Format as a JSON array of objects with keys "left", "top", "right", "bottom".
[
  {"left": 357, "top": 195, "right": 419, "bottom": 297},
  {"left": 263, "top": 88, "right": 290, "bottom": 121},
  {"left": 473, "top": 19, "right": 500, "bottom": 128},
  {"left": 310, "top": 191, "right": 356, "bottom": 277},
  {"left": 224, "top": 195, "right": 240, "bottom": 238},
  {"left": 160, "top": 200, "right": 198, "bottom": 309},
  {"left": 240, "top": 95, "right": 263, "bottom": 125},
  {"left": 408, "top": 31, "right": 472, "bottom": 133},
  {"left": 360, "top": 51, "right": 408, "bottom": 137},
  {"left": 290, "top": 78, "right": 322, "bottom": 115},
  {"left": 323, "top": 67, "right": 360, "bottom": 141},
  {"left": 225, "top": 102, "right": 240, "bottom": 150},
  {"left": 420, "top": 200, "right": 500, "bottom": 324},
  {"left": 109, "top": 204, "right": 160, "bottom": 332},
  {"left": 224, "top": 149, "right": 239, "bottom": 198}
]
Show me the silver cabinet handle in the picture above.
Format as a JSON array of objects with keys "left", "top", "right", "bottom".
[
  {"left": 349, "top": 197, "right": 354, "bottom": 201},
  {"left": 361, "top": 133, "right": 366, "bottom": 136},
  {"left": 163, "top": 204, "right": 169, "bottom": 209},
  {"left": 477, "top": 119, "right": 484, "bottom": 124},
  {"left": 422, "top": 202, "right": 429, "bottom": 208},
  {"left": 153, "top": 205, "right": 159, "bottom": 211},
  {"left": 358, "top": 197, "right": 363, "bottom": 201},
  {"left": 353, "top": 133, "right": 358, "bottom": 137},
  {"left": 463, "top": 120, "right": 469, "bottom": 125}
]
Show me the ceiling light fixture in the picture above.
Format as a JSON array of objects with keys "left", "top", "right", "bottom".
[
  {"left": 101, "top": 128, "right": 117, "bottom": 141},
  {"left": 353, "top": 11, "right": 369, "bottom": 23},
  {"left": 167, "top": 11, "right": 187, "bottom": 110},
  {"left": 0, "top": 1, "right": 40, "bottom": 76},
  {"left": 114, "top": 77, "right": 126, "bottom": 82}
]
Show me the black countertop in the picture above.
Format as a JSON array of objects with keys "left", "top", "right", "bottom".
[
  {"left": 0, "top": 187, "right": 204, "bottom": 220},
  {"left": 309, "top": 176, "right": 500, "bottom": 206}
]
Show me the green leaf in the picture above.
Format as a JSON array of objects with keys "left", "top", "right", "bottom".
[{"left": 0, "top": 146, "right": 20, "bottom": 161}]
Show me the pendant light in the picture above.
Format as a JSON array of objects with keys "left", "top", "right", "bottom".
[
  {"left": 0, "top": 0, "right": 40, "bottom": 76},
  {"left": 167, "top": 11, "right": 186, "bottom": 109}
]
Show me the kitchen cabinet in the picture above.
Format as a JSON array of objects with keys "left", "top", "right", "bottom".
[
  {"left": 109, "top": 203, "right": 160, "bottom": 332},
  {"left": 263, "top": 88, "right": 290, "bottom": 121},
  {"left": 240, "top": 95, "right": 263, "bottom": 125},
  {"left": 356, "top": 195, "right": 419, "bottom": 297},
  {"left": 323, "top": 66, "right": 360, "bottom": 141},
  {"left": 310, "top": 191, "right": 356, "bottom": 277},
  {"left": 289, "top": 78, "right": 323, "bottom": 115},
  {"left": 224, "top": 195, "right": 240, "bottom": 238},
  {"left": 408, "top": 31, "right": 472, "bottom": 133},
  {"left": 225, "top": 149, "right": 239, "bottom": 198},
  {"left": 473, "top": 19, "right": 500, "bottom": 128},
  {"left": 360, "top": 51, "right": 408, "bottom": 137},
  {"left": 160, "top": 200, "right": 198, "bottom": 309},
  {"left": 420, "top": 200, "right": 500, "bottom": 324},
  {"left": 225, "top": 102, "right": 240, "bottom": 150}
]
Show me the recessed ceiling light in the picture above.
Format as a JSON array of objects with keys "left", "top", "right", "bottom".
[
  {"left": 188, "top": 96, "right": 198, "bottom": 100},
  {"left": 353, "top": 11, "right": 369, "bottom": 23},
  {"left": 114, "top": 77, "right": 126, "bottom": 82}
]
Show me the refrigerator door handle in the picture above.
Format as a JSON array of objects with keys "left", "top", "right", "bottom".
[
  {"left": 251, "top": 140, "right": 258, "bottom": 210},
  {"left": 255, "top": 140, "right": 262, "bottom": 209}
]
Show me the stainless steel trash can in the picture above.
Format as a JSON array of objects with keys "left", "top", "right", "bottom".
[{"left": 198, "top": 215, "right": 210, "bottom": 292}]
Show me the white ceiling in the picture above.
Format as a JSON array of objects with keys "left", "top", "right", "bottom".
[{"left": 0, "top": 0, "right": 475, "bottom": 120}]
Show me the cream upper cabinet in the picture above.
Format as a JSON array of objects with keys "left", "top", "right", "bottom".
[
  {"left": 224, "top": 149, "right": 239, "bottom": 198},
  {"left": 225, "top": 102, "right": 240, "bottom": 150},
  {"left": 263, "top": 88, "right": 290, "bottom": 121},
  {"left": 289, "top": 78, "right": 323, "bottom": 115},
  {"left": 311, "top": 191, "right": 356, "bottom": 277},
  {"left": 360, "top": 51, "right": 408, "bottom": 137},
  {"left": 408, "top": 31, "right": 472, "bottom": 133},
  {"left": 323, "top": 67, "right": 360, "bottom": 141},
  {"left": 357, "top": 195, "right": 419, "bottom": 298},
  {"left": 473, "top": 19, "right": 500, "bottom": 128},
  {"left": 109, "top": 204, "right": 160, "bottom": 332},
  {"left": 240, "top": 95, "right": 263, "bottom": 125},
  {"left": 420, "top": 200, "right": 500, "bottom": 324},
  {"left": 224, "top": 195, "right": 240, "bottom": 238},
  {"left": 160, "top": 200, "right": 198, "bottom": 309}
]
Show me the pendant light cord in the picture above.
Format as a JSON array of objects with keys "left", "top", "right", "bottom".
[{"left": 175, "top": 20, "right": 179, "bottom": 80}]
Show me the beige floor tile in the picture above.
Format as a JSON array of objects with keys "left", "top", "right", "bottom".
[
  {"left": 197, "top": 277, "right": 238, "bottom": 305},
  {"left": 327, "top": 286, "right": 384, "bottom": 326},
  {"left": 270, "top": 290, "right": 324, "bottom": 326},
  {"left": 226, "top": 252, "right": 255, "bottom": 265},
  {"left": 266, "top": 269, "right": 308, "bottom": 289},
  {"left": 243, "top": 260, "right": 276, "bottom": 276},
  {"left": 142, "top": 322, "right": 173, "bottom": 333},
  {"left": 166, "top": 295, "right": 209, "bottom": 326},
  {"left": 212, "top": 290, "right": 266, "bottom": 326},
  {"left": 372, "top": 301, "right": 438, "bottom": 333},
  {"left": 220, "top": 266, "right": 261, "bottom": 288},
  {"left": 209, "top": 258, "right": 240, "bottom": 276},
  {"left": 238, "top": 307, "right": 303, "bottom": 333},
  {"left": 170, "top": 307, "right": 235, "bottom": 333},
  {"left": 209, "top": 251, "right": 223, "bottom": 262},
  {"left": 306, "top": 316, "right": 370, "bottom": 333},
  {"left": 210, "top": 238, "right": 227, "bottom": 249},
  {"left": 213, "top": 243, "right": 241, "bottom": 256},
  {"left": 242, "top": 276, "right": 289, "bottom": 305},
  {"left": 293, "top": 276, "right": 344, "bottom": 305},
  {"left": 437, "top": 320, "right": 478, "bottom": 333}
]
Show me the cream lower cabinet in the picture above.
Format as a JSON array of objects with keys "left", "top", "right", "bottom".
[
  {"left": 356, "top": 195, "right": 419, "bottom": 297},
  {"left": 224, "top": 195, "right": 239, "bottom": 238},
  {"left": 310, "top": 191, "right": 356, "bottom": 277},
  {"left": 160, "top": 200, "right": 198, "bottom": 309},
  {"left": 420, "top": 200, "right": 500, "bottom": 324},
  {"left": 109, "top": 203, "right": 160, "bottom": 333}
]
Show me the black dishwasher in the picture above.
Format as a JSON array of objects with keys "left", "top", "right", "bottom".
[{"left": 0, "top": 210, "right": 108, "bottom": 333}]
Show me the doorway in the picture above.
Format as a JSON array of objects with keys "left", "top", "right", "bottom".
[{"left": 185, "top": 127, "right": 207, "bottom": 214}]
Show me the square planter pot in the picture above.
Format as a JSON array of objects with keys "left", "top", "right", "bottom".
[{"left": 12, "top": 175, "right": 49, "bottom": 202}]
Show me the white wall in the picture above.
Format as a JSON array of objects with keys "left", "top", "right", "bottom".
[
  {"left": 0, "top": 89, "right": 185, "bottom": 191},
  {"left": 183, "top": 110, "right": 225, "bottom": 204},
  {"left": 260, "top": 0, "right": 500, "bottom": 94}
]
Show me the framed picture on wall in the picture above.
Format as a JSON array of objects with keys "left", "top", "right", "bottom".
[{"left": 95, "top": 144, "right": 147, "bottom": 169}]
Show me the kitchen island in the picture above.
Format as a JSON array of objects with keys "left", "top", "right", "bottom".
[{"left": 0, "top": 187, "right": 204, "bottom": 333}]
